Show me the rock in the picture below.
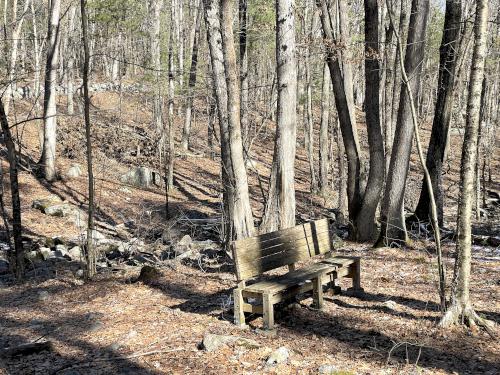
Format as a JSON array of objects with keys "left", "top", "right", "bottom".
[
  {"left": 266, "top": 346, "right": 290, "bottom": 365},
  {"left": 120, "top": 166, "right": 152, "bottom": 188},
  {"left": 318, "top": 364, "right": 339, "bottom": 374},
  {"left": 175, "top": 235, "right": 192, "bottom": 254},
  {"left": 89, "top": 321, "right": 104, "bottom": 332},
  {"left": 64, "top": 164, "right": 82, "bottom": 179},
  {"left": 136, "top": 265, "right": 161, "bottom": 283},
  {"left": 191, "top": 239, "right": 218, "bottom": 251},
  {"left": 383, "top": 300, "right": 397, "bottom": 310},
  {"left": 39, "top": 247, "right": 52, "bottom": 260},
  {"left": 54, "top": 244, "right": 70, "bottom": 259},
  {"left": 75, "top": 269, "right": 85, "bottom": 278},
  {"left": 38, "top": 290, "right": 50, "bottom": 301},
  {"left": 68, "top": 246, "right": 83, "bottom": 261},
  {"left": 115, "top": 224, "right": 132, "bottom": 240},
  {"left": 202, "top": 334, "right": 260, "bottom": 352},
  {"left": 44, "top": 203, "right": 78, "bottom": 218},
  {"left": 32, "top": 196, "right": 62, "bottom": 212},
  {"left": 488, "top": 236, "right": 500, "bottom": 247},
  {"left": 25, "top": 250, "right": 44, "bottom": 263}
]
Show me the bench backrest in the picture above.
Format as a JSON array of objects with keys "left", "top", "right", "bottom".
[{"left": 232, "top": 218, "right": 332, "bottom": 281}]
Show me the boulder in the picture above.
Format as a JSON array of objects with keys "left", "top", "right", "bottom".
[
  {"left": 174, "top": 235, "right": 192, "bottom": 254},
  {"left": 32, "top": 196, "right": 62, "bottom": 212},
  {"left": 68, "top": 246, "right": 83, "bottom": 261},
  {"left": 63, "top": 164, "right": 83, "bottom": 179},
  {"left": 201, "top": 334, "right": 260, "bottom": 352},
  {"left": 120, "top": 166, "right": 152, "bottom": 188},
  {"left": 44, "top": 203, "right": 80, "bottom": 218},
  {"left": 25, "top": 250, "right": 44, "bottom": 263},
  {"left": 318, "top": 364, "right": 339, "bottom": 374},
  {"left": 266, "top": 347, "right": 290, "bottom": 365},
  {"left": 136, "top": 265, "right": 161, "bottom": 283},
  {"left": 54, "top": 244, "right": 70, "bottom": 259},
  {"left": 39, "top": 247, "right": 52, "bottom": 260}
]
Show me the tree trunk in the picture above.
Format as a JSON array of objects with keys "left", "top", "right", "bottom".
[
  {"left": 3, "top": 0, "right": 30, "bottom": 115},
  {"left": 317, "top": 0, "right": 362, "bottom": 224},
  {"left": 80, "top": 0, "right": 96, "bottom": 279},
  {"left": 65, "top": 5, "right": 77, "bottom": 116},
  {"left": 376, "top": 0, "right": 429, "bottom": 247},
  {"left": 319, "top": 62, "right": 330, "bottom": 193},
  {"left": 150, "top": 0, "right": 163, "bottom": 131},
  {"left": 40, "top": 0, "right": 62, "bottom": 182},
  {"left": 181, "top": 1, "right": 202, "bottom": 151},
  {"left": 204, "top": 0, "right": 254, "bottom": 243},
  {"left": 239, "top": 0, "right": 249, "bottom": 146},
  {"left": 354, "top": 0, "right": 385, "bottom": 242},
  {"left": 166, "top": 8, "right": 176, "bottom": 192},
  {"left": 440, "top": 0, "right": 493, "bottom": 335},
  {"left": 0, "top": 98, "right": 24, "bottom": 280},
  {"left": 260, "top": 0, "right": 297, "bottom": 232},
  {"left": 304, "top": 45, "right": 317, "bottom": 192},
  {"left": 410, "top": 0, "right": 463, "bottom": 227}
]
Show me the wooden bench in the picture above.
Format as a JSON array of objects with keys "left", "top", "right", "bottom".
[{"left": 232, "top": 218, "right": 361, "bottom": 329}]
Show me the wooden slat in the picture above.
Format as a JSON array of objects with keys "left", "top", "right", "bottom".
[
  {"left": 244, "top": 263, "right": 337, "bottom": 293},
  {"left": 235, "top": 219, "right": 328, "bottom": 250},
  {"left": 236, "top": 238, "right": 332, "bottom": 280},
  {"left": 234, "top": 224, "right": 330, "bottom": 258},
  {"left": 235, "top": 234, "right": 332, "bottom": 267}
]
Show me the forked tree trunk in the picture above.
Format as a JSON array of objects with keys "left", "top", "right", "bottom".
[
  {"left": 410, "top": 0, "right": 463, "bottom": 227},
  {"left": 260, "top": 0, "right": 297, "bottom": 232},
  {"left": 0, "top": 98, "right": 24, "bottom": 280},
  {"left": 181, "top": 1, "right": 202, "bottom": 151},
  {"left": 376, "top": 0, "right": 429, "bottom": 247},
  {"left": 204, "top": 0, "right": 254, "bottom": 243},
  {"left": 354, "top": 0, "right": 385, "bottom": 241},
  {"left": 440, "top": 0, "right": 493, "bottom": 335},
  {"left": 319, "top": 63, "right": 330, "bottom": 193},
  {"left": 40, "top": 0, "right": 62, "bottom": 182}
]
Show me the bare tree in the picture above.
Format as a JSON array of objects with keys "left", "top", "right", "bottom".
[
  {"left": 239, "top": 0, "right": 249, "bottom": 145},
  {"left": 439, "top": 0, "right": 494, "bottom": 335},
  {"left": 204, "top": 0, "right": 254, "bottom": 243},
  {"left": 410, "top": 0, "right": 463, "bottom": 227},
  {"left": 318, "top": 62, "right": 330, "bottom": 194},
  {"left": 80, "top": 0, "right": 96, "bottom": 279},
  {"left": 181, "top": 0, "right": 202, "bottom": 151},
  {"left": 376, "top": 0, "right": 429, "bottom": 247},
  {"left": 0, "top": 98, "right": 24, "bottom": 280},
  {"left": 354, "top": 0, "right": 385, "bottom": 241},
  {"left": 40, "top": 0, "right": 62, "bottom": 182},
  {"left": 260, "top": 0, "right": 297, "bottom": 232}
]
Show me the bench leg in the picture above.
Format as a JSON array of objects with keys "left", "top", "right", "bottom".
[
  {"left": 312, "top": 276, "right": 324, "bottom": 310},
  {"left": 262, "top": 293, "right": 274, "bottom": 330},
  {"left": 233, "top": 288, "right": 246, "bottom": 327}
]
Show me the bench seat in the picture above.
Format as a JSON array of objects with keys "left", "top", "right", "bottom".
[{"left": 231, "top": 219, "right": 362, "bottom": 330}]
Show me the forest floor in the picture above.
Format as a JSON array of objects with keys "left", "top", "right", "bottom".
[{"left": 0, "top": 91, "right": 499, "bottom": 374}]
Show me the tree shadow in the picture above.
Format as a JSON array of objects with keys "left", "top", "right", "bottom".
[{"left": 0, "top": 286, "right": 161, "bottom": 374}]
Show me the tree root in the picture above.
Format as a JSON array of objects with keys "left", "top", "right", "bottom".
[{"left": 439, "top": 303, "right": 496, "bottom": 338}]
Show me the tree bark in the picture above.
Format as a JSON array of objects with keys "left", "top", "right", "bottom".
[
  {"left": 204, "top": 0, "right": 254, "bottom": 243},
  {"left": 319, "top": 62, "right": 330, "bottom": 193},
  {"left": 440, "top": 0, "right": 493, "bottom": 335},
  {"left": 317, "top": 0, "right": 362, "bottom": 224},
  {"left": 0, "top": 98, "right": 24, "bottom": 280},
  {"left": 150, "top": 0, "right": 163, "bottom": 131},
  {"left": 376, "top": 0, "right": 429, "bottom": 247},
  {"left": 80, "top": 0, "right": 96, "bottom": 279},
  {"left": 181, "top": 1, "right": 202, "bottom": 151},
  {"left": 239, "top": 0, "right": 249, "bottom": 146},
  {"left": 40, "top": 0, "right": 62, "bottom": 182},
  {"left": 260, "top": 0, "right": 297, "bottom": 232},
  {"left": 354, "top": 0, "right": 385, "bottom": 242},
  {"left": 410, "top": 0, "right": 463, "bottom": 227}
]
